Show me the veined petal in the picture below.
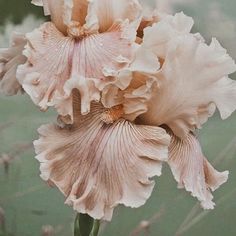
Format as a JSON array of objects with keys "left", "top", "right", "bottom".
[
  {"left": 168, "top": 134, "right": 229, "bottom": 209},
  {"left": 17, "top": 21, "right": 133, "bottom": 118},
  {"left": 142, "top": 12, "right": 194, "bottom": 58},
  {"left": 86, "top": 0, "right": 142, "bottom": 33},
  {"left": 140, "top": 35, "right": 236, "bottom": 138},
  {"left": 34, "top": 100, "right": 170, "bottom": 221},
  {"left": 0, "top": 33, "right": 26, "bottom": 95}
]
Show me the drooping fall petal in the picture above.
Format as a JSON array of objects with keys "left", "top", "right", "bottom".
[
  {"left": 34, "top": 99, "right": 170, "bottom": 220},
  {"left": 17, "top": 21, "right": 134, "bottom": 118},
  {"left": 0, "top": 33, "right": 26, "bottom": 95},
  {"left": 168, "top": 133, "right": 229, "bottom": 209},
  {"left": 140, "top": 35, "right": 236, "bottom": 138}
]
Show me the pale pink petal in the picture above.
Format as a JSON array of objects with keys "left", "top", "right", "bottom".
[
  {"left": 17, "top": 21, "right": 133, "bottom": 117},
  {"left": 142, "top": 12, "right": 194, "bottom": 58},
  {"left": 32, "top": 0, "right": 69, "bottom": 34},
  {"left": 101, "top": 71, "right": 160, "bottom": 121},
  {"left": 168, "top": 133, "right": 229, "bottom": 209},
  {"left": 0, "top": 33, "right": 26, "bottom": 95},
  {"left": 34, "top": 99, "right": 170, "bottom": 220},
  {"left": 101, "top": 41, "right": 161, "bottom": 122},
  {"left": 37, "top": 0, "right": 142, "bottom": 36},
  {"left": 140, "top": 35, "right": 236, "bottom": 138},
  {"left": 86, "top": 0, "right": 142, "bottom": 33}
]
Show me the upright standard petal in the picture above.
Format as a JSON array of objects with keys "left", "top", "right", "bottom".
[
  {"left": 142, "top": 12, "right": 194, "bottom": 58},
  {"left": 34, "top": 99, "right": 170, "bottom": 220},
  {"left": 0, "top": 33, "right": 26, "bottom": 95},
  {"left": 140, "top": 35, "right": 236, "bottom": 138},
  {"left": 32, "top": 0, "right": 69, "bottom": 34},
  {"left": 17, "top": 21, "right": 134, "bottom": 118},
  {"left": 86, "top": 0, "right": 142, "bottom": 33},
  {"left": 168, "top": 133, "right": 229, "bottom": 209}
]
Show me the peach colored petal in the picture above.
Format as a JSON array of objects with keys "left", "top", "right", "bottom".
[
  {"left": 137, "top": 8, "right": 159, "bottom": 39},
  {"left": 140, "top": 35, "right": 236, "bottom": 138},
  {"left": 0, "top": 33, "right": 26, "bottom": 95},
  {"left": 70, "top": 0, "right": 88, "bottom": 26},
  {"left": 102, "top": 73, "right": 159, "bottom": 121},
  {"left": 32, "top": 0, "right": 68, "bottom": 34},
  {"left": 34, "top": 100, "right": 170, "bottom": 220},
  {"left": 86, "top": 0, "right": 142, "bottom": 33},
  {"left": 142, "top": 12, "right": 194, "bottom": 58},
  {"left": 101, "top": 41, "right": 161, "bottom": 122},
  {"left": 17, "top": 21, "right": 133, "bottom": 117},
  {"left": 34, "top": 0, "right": 142, "bottom": 37},
  {"left": 168, "top": 133, "right": 228, "bottom": 209}
]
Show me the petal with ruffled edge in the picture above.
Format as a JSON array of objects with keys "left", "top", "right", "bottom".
[
  {"left": 102, "top": 72, "right": 159, "bottom": 122},
  {"left": 140, "top": 35, "right": 236, "bottom": 138},
  {"left": 142, "top": 12, "right": 194, "bottom": 58},
  {"left": 100, "top": 13, "right": 192, "bottom": 119},
  {"left": 0, "top": 33, "right": 26, "bottom": 95},
  {"left": 168, "top": 133, "right": 228, "bottom": 209},
  {"left": 137, "top": 6, "right": 159, "bottom": 39},
  {"left": 34, "top": 97, "right": 170, "bottom": 220},
  {"left": 17, "top": 21, "right": 134, "bottom": 119}
]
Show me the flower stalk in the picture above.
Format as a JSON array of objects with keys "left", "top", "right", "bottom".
[{"left": 74, "top": 213, "right": 100, "bottom": 236}]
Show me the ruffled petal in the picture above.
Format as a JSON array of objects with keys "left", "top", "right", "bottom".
[
  {"left": 0, "top": 33, "right": 26, "bottom": 95},
  {"left": 34, "top": 99, "right": 170, "bottom": 220},
  {"left": 17, "top": 21, "right": 134, "bottom": 118},
  {"left": 142, "top": 12, "right": 194, "bottom": 58},
  {"left": 140, "top": 35, "right": 236, "bottom": 138},
  {"left": 137, "top": 7, "right": 159, "bottom": 39},
  {"left": 101, "top": 41, "right": 161, "bottom": 122},
  {"left": 102, "top": 73, "right": 159, "bottom": 121},
  {"left": 168, "top": 133, "right": 229, "bottom": 209}
]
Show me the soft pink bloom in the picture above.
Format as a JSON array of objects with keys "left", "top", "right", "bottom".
[
  {"left": 1, "top": 0, "right": 235, "bottom": 221},
  {"left": 101, "top": 11, "right": 236, "bottom": 210}
]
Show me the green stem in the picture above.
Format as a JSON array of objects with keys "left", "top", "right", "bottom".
[
  {"left": 90, "top": 220, "right": 100, "bottom": 236},
  {"left": 74, "top": 213, "right": 100, "bottom": 236},
  {"left": 74, "top": 214, "right": 81, "bottom": 236}
]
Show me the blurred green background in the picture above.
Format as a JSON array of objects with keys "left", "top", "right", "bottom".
[{"left": 0, "top": 0, "right": 236, "bottom": 235}]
